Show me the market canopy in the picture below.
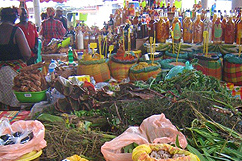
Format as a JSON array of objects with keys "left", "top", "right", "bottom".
[{"left": 9, "top": 0, "right": 67, "bottom": 2}]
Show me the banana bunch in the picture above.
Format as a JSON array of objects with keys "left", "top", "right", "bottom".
[
  {"left": 198, "top": 43, "right": 238, "bottom": 55},
  {"left": 146, "top": 43, "right": 193, "bottom": 54}
]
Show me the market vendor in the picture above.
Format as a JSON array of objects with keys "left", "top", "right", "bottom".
[
  {"left": 16, "top": 8, "right": 38, "bottom": 65},
  {"left": 0, "top": 7, "right": 31, "bottom": 108},
  {"left": 54, "top": 6, "right": 68, "bottom": 30},
  {"left": 39, "top": 7, "right": 66, "bottom": 47}
]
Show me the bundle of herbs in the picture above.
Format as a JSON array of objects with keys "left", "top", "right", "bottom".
[
  {"left": 186, "top": 118, "right": 242, "bottom": 161},
  {"left": 106, "top": 70, "right": 241, "bottom": 132},
  {"left": 40, "top": 120, "right": 115, "bottom": 161}
]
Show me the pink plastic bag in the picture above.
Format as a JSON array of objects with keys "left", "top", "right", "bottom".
[
  {"left": 101, "top": 113, "right": 187, "bottom": 161},
  {"left": 0, "top": 119, "right": 47, "bottom": 161}
]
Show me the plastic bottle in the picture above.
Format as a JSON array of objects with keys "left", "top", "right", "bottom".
[
  {"left": 164, "top": 10, "right": 170, "bottom": 39},
  {"left": 203, "top": 10, "right": 212, "bottom": 43},
  {"left": 90, "top": 76, "right": 96, "bottom": 85},
  {"left": 213, "top": 10, "right": 223, "bottom": 44},
  {"left": 48, "top": 59, "right": 57, "bottom": 74},
  {"left": 76, "top": 30, "right": 84, "bottom": 50},
  {"left": 156, "top": 11, "right": 166, "bottom": 43},
  {"left": 193, "top": 10, "right": 204, "bottom": 43},
  {"left": 183, "top": 10, "right": 193, "bottom": 43},
  {"left": 68, "top": 47, "right": 74, "bottom": 64},
  {"left": 172, "top": 10, "right": 182, "bottom": 43},
  {"left": 78, "top": 52, "right": 83, "bottom": 60},
  {"left": 225, "top": 10, "right": 235, "bottom": 44}
]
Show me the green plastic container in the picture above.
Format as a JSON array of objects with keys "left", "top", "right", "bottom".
[{"left": 14, "top": 90, "right": 47, "bottom": 103}]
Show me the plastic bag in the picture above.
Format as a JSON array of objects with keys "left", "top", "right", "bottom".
[
  {"left": 0, "top": 119, "right": 47, "bottom": 161},
  {"left": 165, "top": 61, "right": 193, "bottom": 80},
  {"left": 29, "top": 101, "right": 50, "bottom": 118},
  {"left": 101, "top": 113, "right": 187, "bottom": 161}
]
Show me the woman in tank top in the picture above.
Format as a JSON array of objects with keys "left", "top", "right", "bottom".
[{"left": 0, "top": 7, "right": 31, "bottom": 108}]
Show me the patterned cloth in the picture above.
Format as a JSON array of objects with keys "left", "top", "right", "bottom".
[
  {"left": 223, "top": 61, "right": 242, "bottom": 86},
  {"left": 39, "top": 18, "right": 66, "bottom": 46},
  {"left": 0, "top": 60, "right": 27, "bottom": 107},
  {"left": 195, "top": 59, "right": 222, "bottom": 80},
  {"left": 226, "top": 83, "right": 242, "bottom": 99}
]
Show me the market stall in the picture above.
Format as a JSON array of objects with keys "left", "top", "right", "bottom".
[{"left": 1, "top": 1, "right": 242, "bottom": 161}]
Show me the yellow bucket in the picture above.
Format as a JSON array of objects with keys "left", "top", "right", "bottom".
[{"left": 17, "top": 150, "right": 42, "bottom": 161}]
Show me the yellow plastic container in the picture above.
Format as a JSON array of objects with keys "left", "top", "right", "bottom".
[
  {"left": 68, "top": 75, "right": 91, "bottom": 82},
  {"left": 17, "top": 150, "right": 42, "bottom": 161}
]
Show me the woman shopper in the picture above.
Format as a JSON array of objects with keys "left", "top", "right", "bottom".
[
  {"left": 16, "top": 8, "right": 39, "bottom": 65},
  {"left": 0, "top": 7, "right": 31, "bottom": 109}
]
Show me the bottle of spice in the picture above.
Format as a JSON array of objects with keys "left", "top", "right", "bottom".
[
  {"left": 172, "top": 10, "right": 182, "bottom": 43},
  {"left": 225, "top": 10, "right": 235, "bottom": 44},
  {"left": 193, "top": 10, "right": 204, "bottom": 43},
  {"left": 213, "top": 10, "right": 223, "bottom": 44},
  {"left": 183, "top": 10, "right": 193, "bottom": 43}
]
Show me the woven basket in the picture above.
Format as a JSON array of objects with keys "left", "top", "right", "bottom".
[
  {"left": 223, "top": 54, "right": 242, "bottom": 86},
  {"left": 108, "top": 55, "right": 137, "bottom": 82},
  {"left": 194, "top": 53, "right": 222, "bottom": 80},
  {"left": 129, "top": 63, "right": 161, "bottom": 82},
  {"left": 77, "top": 59, "right": 110, "bottom": 83}
]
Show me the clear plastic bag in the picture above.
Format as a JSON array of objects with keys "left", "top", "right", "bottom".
[{"left": 101, "top": 113, "right": 187, "bottom": 161}]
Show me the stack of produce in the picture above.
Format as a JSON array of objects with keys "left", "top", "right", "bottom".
[
  {"left": 77, "top": 53, "right": 111, "bottom": 83},
  {"left": 129, "top": 62, "right": 161, "bottom": 82},
  {"left": 108, "top": 45, "right": 137, "bottom": 82},
  {"left": 12, "top": 62, "right": 47, "bottom": 92}
]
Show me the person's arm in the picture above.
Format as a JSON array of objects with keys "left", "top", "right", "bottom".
[
  {"left": 32, "top": 24, "right": 39, "bottom": 56},
  {"left": 15, "top": 27, "right": 31, "bottom": 61}
]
